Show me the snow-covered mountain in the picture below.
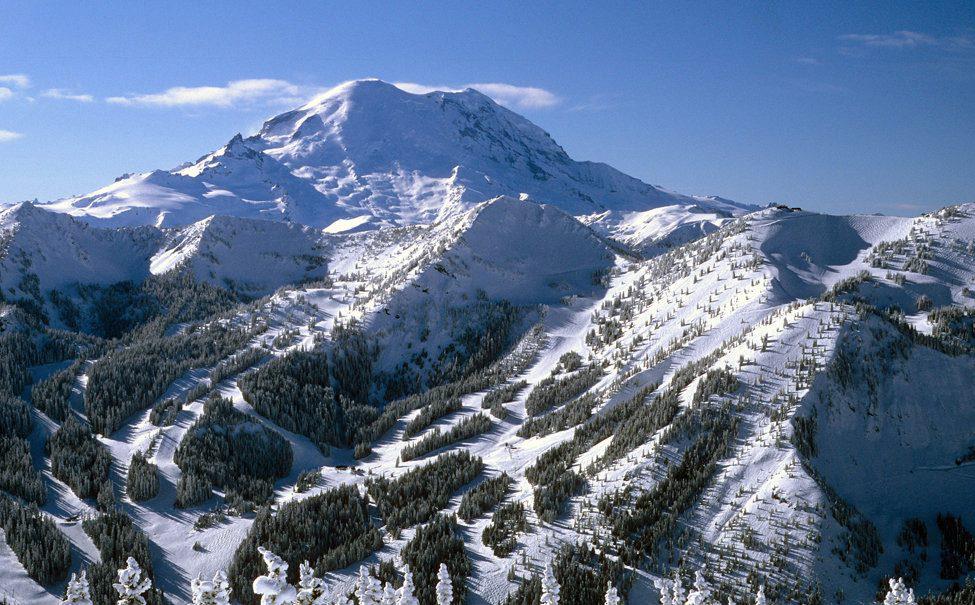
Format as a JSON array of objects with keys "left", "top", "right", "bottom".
[
  {"left": 0, "top": 201, "right": 162, "bottom": 295},
  {"left": 149, "top": 214, "right": 328, "bottom": 296},
  {"left": 4, "top": 198, "right": 974, "bottom": 605},
  {"left": 40, "top": 79, "right": 752, "bottom": 250},
  {"left": 4, "top": 78, "right": 975, "bottom": 605}
]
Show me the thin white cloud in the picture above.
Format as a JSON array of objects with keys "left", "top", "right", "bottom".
[
  {"left": 840, "top": 30, "right": 974, "bottom": 51},
  {"left": 107, "top": 78, "right": 321, "bottom": 108},
  {"left": 394, "top": 81, "right": 560, "bottom": 109},
  {"left": 42, "top": 88, "right": 94, "bottom": 103},
  {"left": 787, "top": 78, "right": 846, "bottom": 94},
  {"left": 0, "top": 87, "right": 13, "bottom": 102},
  {"left": 0, "top": 129, "right": 23, "bottom": 142},
  {"left": 0, "top": 74, "right": 30, "bottom": 88}
]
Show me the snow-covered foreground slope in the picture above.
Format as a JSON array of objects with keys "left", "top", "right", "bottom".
[
  {"left": 2, "top": 203, "right": 975, "bottom": 605},
  {"left": 149, "top": 214, "right": 328, "bottom": 297},
  {"left": 39, "top": 79, "right": 753, "bottom": 251}
]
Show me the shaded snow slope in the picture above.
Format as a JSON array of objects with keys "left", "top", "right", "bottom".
[
  {"left": 150, "top": 215, "right": 328, "bottom": 296},
  {"left": 0, "top": 202, "right": 161, "bottom": 294}
]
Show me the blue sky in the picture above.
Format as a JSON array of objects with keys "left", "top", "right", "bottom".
[{"left": 1, "top": 1, "right": 973, "bottom": 215}]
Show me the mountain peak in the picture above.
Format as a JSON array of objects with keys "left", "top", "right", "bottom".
[{"left": 40, "top": 77, "right": 753, "bottom": 246}]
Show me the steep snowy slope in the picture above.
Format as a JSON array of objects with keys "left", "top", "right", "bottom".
[
  {"left": 150, "top": 214, "right": 328, "bottom": 296},
  {"left": 0, "top": 202, "right": 161, "bottom": 295},
  {"left": 1, "top": 204, "right": 331, "bottom": 324},
  {"left": 366, "top": 196, "right": 615, "bottom": 377},
  {"left": 41, "top": 80, "right": 753, "bottom": 250}
]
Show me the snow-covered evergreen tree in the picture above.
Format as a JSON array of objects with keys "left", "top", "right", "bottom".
[
  {"left": 540, "top": 564, "right": 560, "bottom": 605},
  {"left": 755, "top": 585, "right": 766, "bottom": 605},
  {"left": 882, "top": 578, "right": 916, "bottom": 605},
  {"left": 671, "top": 571, "right": 686, "bottom": 605},
  {"left": 684, "top": 571, "right": 712, "bottom": 605},
  {"left": 604, "top": 581, "right": 620, "bottom": 605},
  {"left": 252, "top": 547, "right": 297, "bottom": 605},
  {"left": 356, "top": 565, "right": 382, "bottom": 605},
  {"left": 295, "top": 561, "right": 327, "bottom": 605},
  {"left": 191, "top": 570, "right": 232, "bottom": 605},
  {"left": 435, "top": 563, "right": 453, "bottom": 605},
  {"left": 113, "top": 557, "right": 153, "bottom": 605},
  {"left": 397, "top": 567, "right": 420, "bottom": 605},
  {"left": 381, "top": 581, "right": 398, "bottom": 605},
  {"left": 653, "top": 577, "right": 674, "bottom": 605},
  {"left": 213, "top": 570, "right": 232, "bottom": 605},
  {"left": 62, "top": 570, "right": 93, "bottom": 605}
]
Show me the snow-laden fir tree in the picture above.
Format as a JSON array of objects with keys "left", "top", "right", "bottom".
[
  {"left": 356, "top": 565, "right": 383, "bottom": 605},
  {"left": 397, "top": 567, "right": 420, "bottom": 605},
  {"left": 604, "top": 581, "right": 620, "bottom": 605},
  {"left": 253, "top": 547, "right": 297, "bottom": 605},
  {"left": 653, "top": 576, "right": 674, "bottom": 605},
  {"left": 62, "top": 570, "right": 93, "bottom": 605},
  {"left": 295, "top": 561, "right": 327, "bottom": 605},
  {"left": 671, "top": 570, "right": 686, "bottom": 605},
  {"left": 540, "top": 564, "right": 560, "bottom": 605},
  {"left": 882, "top": 578, "right": 916, "bottom": 605},
  {"left": 113, "top": 557, "right": 153, "bottom": 605},
  {"left": 191, "top": 570, "right": 232, "bottom": 605},
  {"left": 684, "top": 571, "right": 712, "bottom": 605},
  {"left": 755, "top": 585, "right": 766, "bottom": 605},
  {"left": 381, "top": 581, "right": 398, "bottom": 605},
  {"left": 435, "top": 563, "right": 453, "bottom": 605}
]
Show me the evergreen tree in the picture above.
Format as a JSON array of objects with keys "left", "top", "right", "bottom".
[
  {"left": 670, "top": 571, "right": 686, "bottom": 605},
  {"left": 252, "top": 548, "right": 297, "bottom": 605},
  {"left": 295, "top": 561, "right": 327, "bottom": 605},
  {"left": 382, "top": 582, "right": 398, "bottom": 605},
  {"left": 126, "top": 451, "right": 159, "bottom": 502},
  {"left": 684, "top": 572, "right": 711, "bottom": 605},
  {"left": 604, "top": 582, "right": 619, "bottom": 605},
  {"left": 82, "top": 511, "right": 162, "bottom": 605},
  {"left": 653, "top": 577, "right": 673, "bottom": 605},
  {"left": 0, "top": 495, "right": 71, "bottom": 584},
  {"left": 755, "top": 585, "right": 766, "bottom": 605},
  {"left": 62, "top": 570, "right": 93, "bottom": 605},
  {"left": 435, "top": 564, "right": 453, "bottom": 605},
  {"left": 192, "top": 571, "right": 232, "bottom": 605},
  {"left": 113, "top": 557, "right": 153, "bottom": 605},
  {"left": 401, "top": 516, "right": 469, "bottom": 604},
  {"left": 356, "top": 565, "right": 382, "bottom": 605},
  {"left": 541, "top": 564, "right": 560, "bottom": 605},
  {"left": 397, "top": 568, "right": 420, "bottom": 605},
  {"left": 882, "top": 578, "right": 916, "bottom": 605}
]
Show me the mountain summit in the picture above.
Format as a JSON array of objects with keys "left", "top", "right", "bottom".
[{"left": 42, "top": 79, "right": 751, "bottom": 249}]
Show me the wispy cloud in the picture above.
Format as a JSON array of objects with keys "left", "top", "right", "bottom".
[
  {"left": 106, "top": 79, "right": 321, "bottom": 108},
  {"left": 42, "top": 88, "right": 94, "bottom": 103},
  {"left": 0, "top": 129, "right": 23, "bottom": 142},
  {"left": 787, "top": 78, "right": 846, "bottom": 94},
  {"left": 0, "top": 74, "right": 30, "bottom": 88},
  {"left": 795, "top": 56, "right": 821, "bottom": 66},
  {"left": 0, "top": 73, "right": 30, "bottom": 103},
  {"left": 839, "top": 30, "right": 974, "bottom": 52},
  {"left": 394, "top": 81, "right": 560, "bottom": 109}
]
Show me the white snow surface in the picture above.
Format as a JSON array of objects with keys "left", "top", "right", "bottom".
[
  {"left": 39, "top": 79, "right": 753, "bottom": 250},
  {"left": 4, "top": 176, "right": 975, "bottom": 605}
]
